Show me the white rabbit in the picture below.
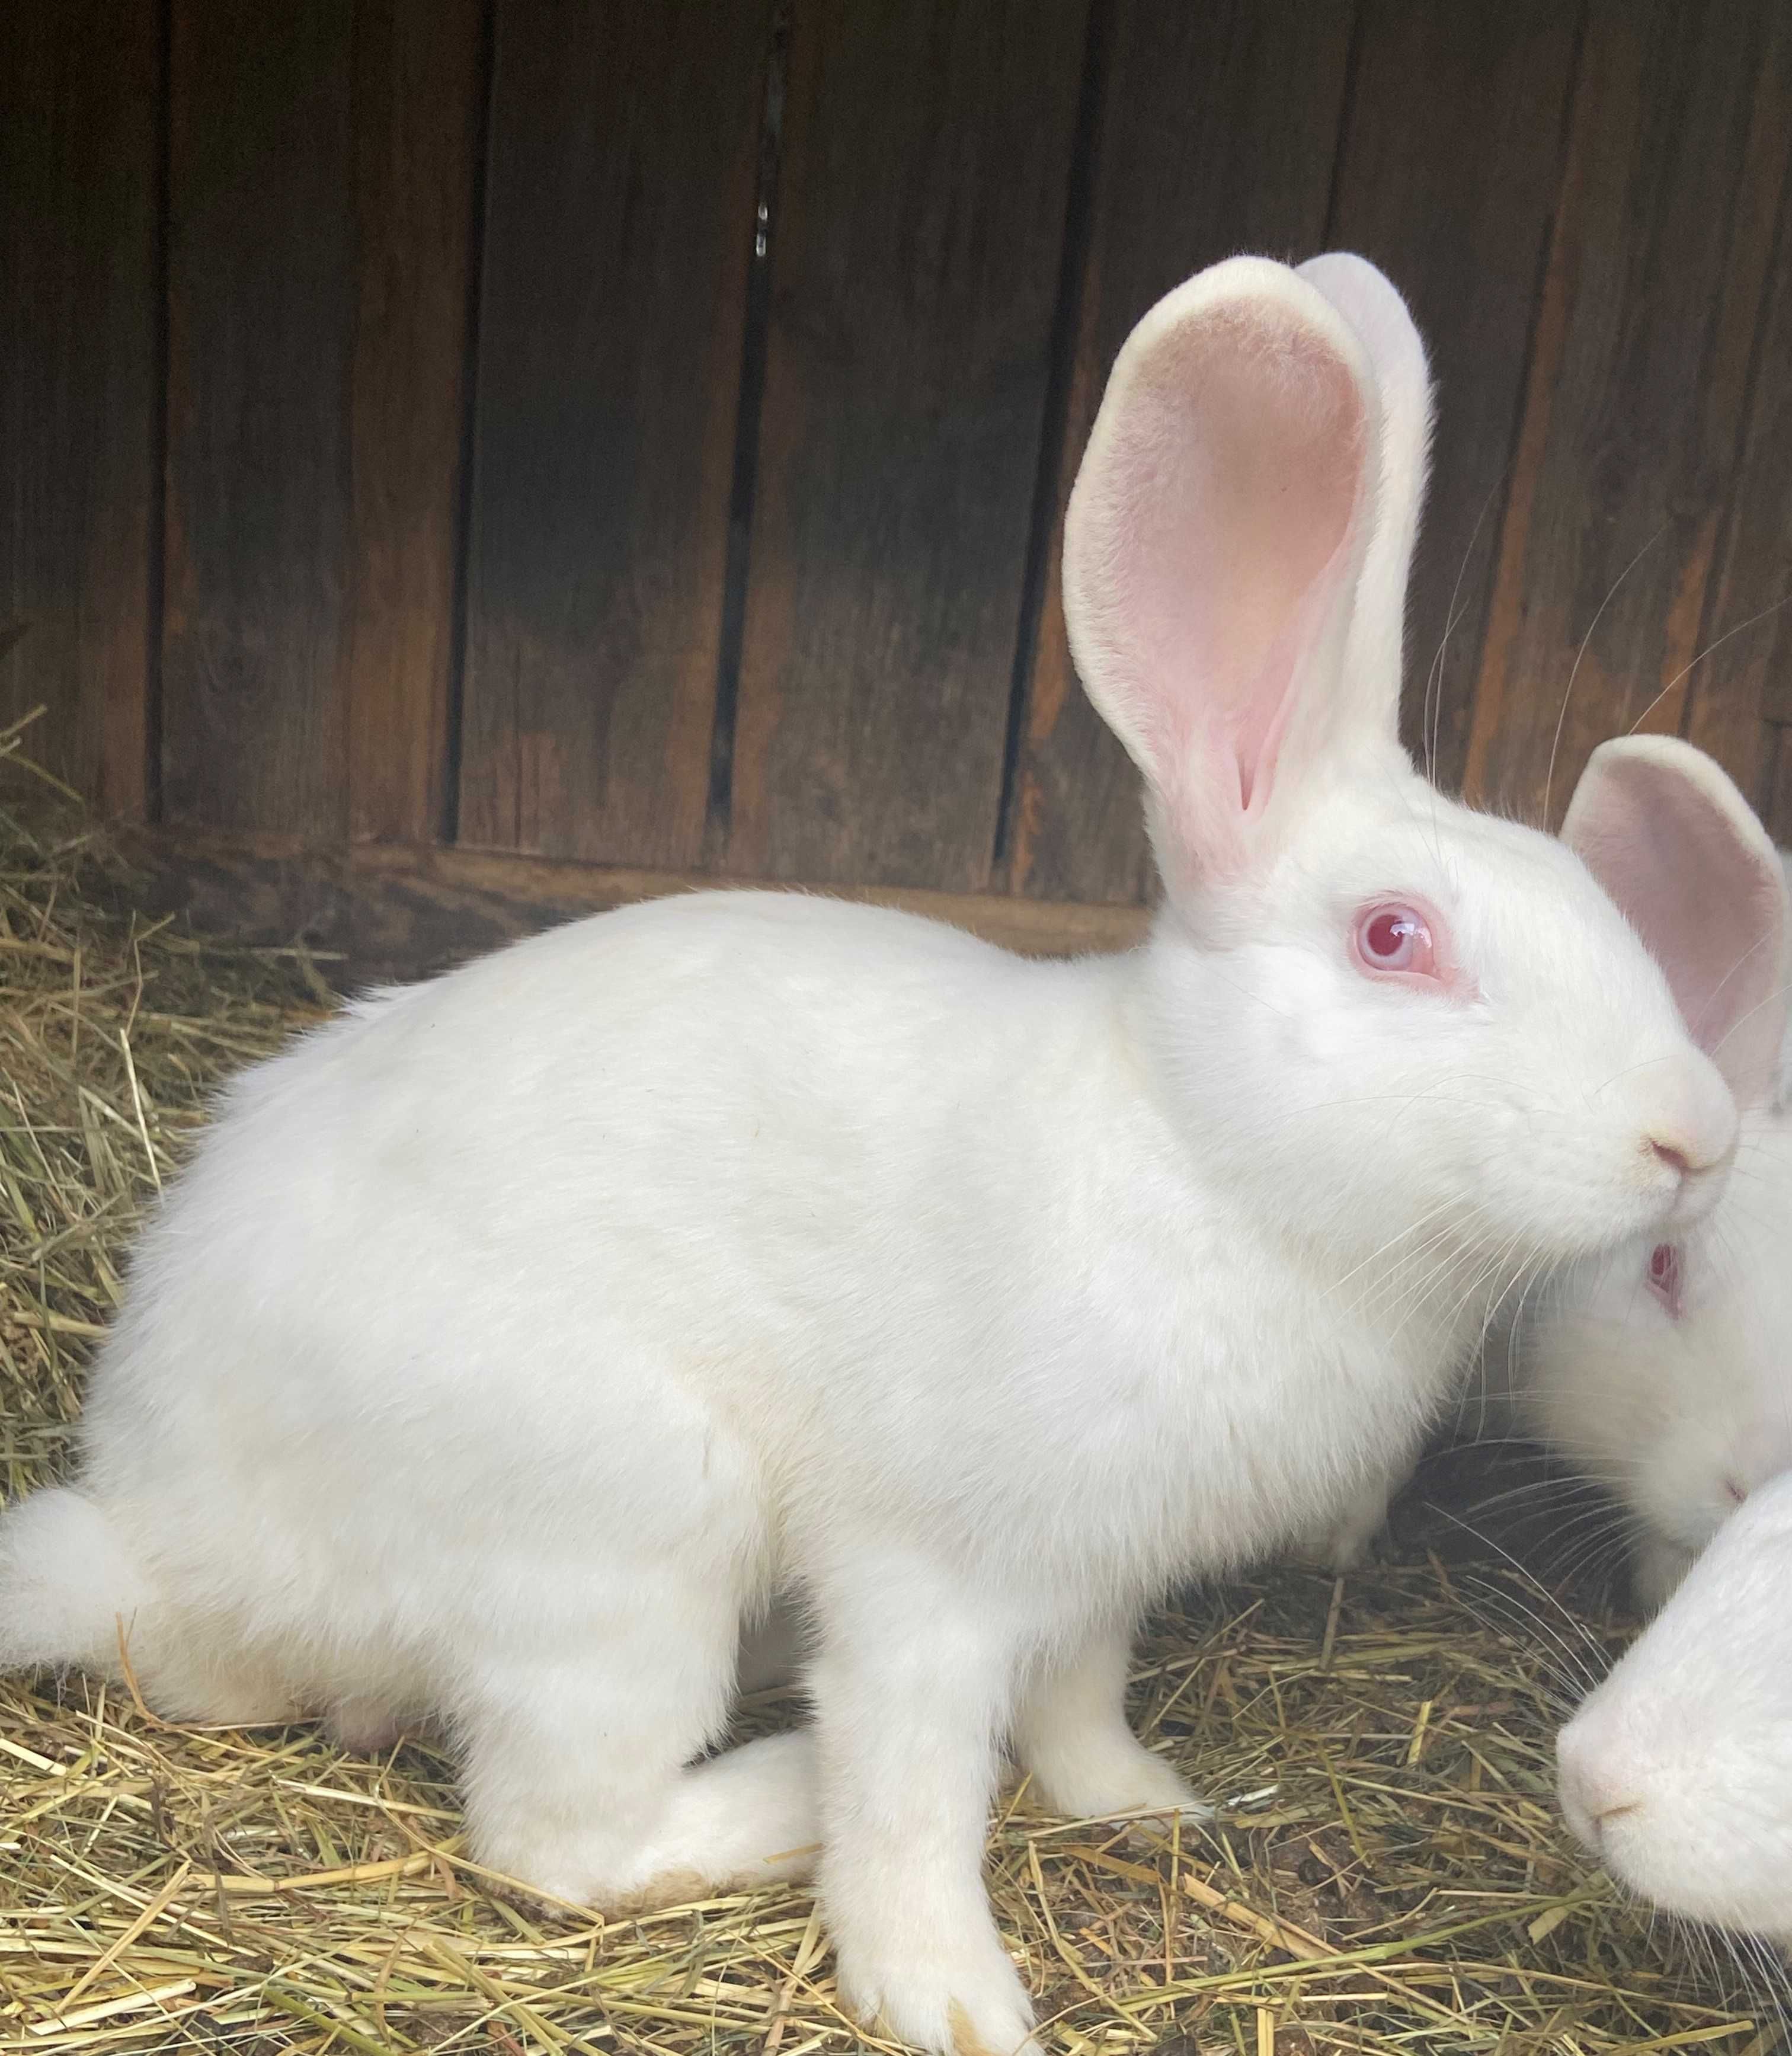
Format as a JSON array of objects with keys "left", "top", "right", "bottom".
[
  {"left": 0, "top": 255, "right": 1772, "bottom": 2056},
  {"left": 1493, "top": 840, "right": 1792, "bottom": 1611},
  {"left": 1557, "top": 1462, "right": 1792, "bottom": 1943},
  {"left": 1304, "top": 798, "right": 1791, "bottom": 1591}
]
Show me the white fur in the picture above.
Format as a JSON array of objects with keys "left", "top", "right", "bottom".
[
  {"left": 0, "top": 255, "right": 1740, "bottom": 2056},
  {"left": 1557, "top": 1465, "right": 1792, "bottom": 1941},
  {"left": 1497, "top": 850, "right": 1792, "bottom": 1609}
]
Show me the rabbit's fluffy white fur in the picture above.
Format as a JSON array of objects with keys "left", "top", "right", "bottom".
[
  {"left": 0, "top": 255, "right": 1769, "bottom": 2056},
  {"left": 1558, "top": 1464, "right": 1792, "bottom": 1942},
  {"left": 1497, "top": 850, "right": 1792, "bottom": 1611}
]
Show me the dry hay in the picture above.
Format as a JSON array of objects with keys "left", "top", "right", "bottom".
[{"left": 0, "top": 729, "right": 1784, "bottom": 2055}]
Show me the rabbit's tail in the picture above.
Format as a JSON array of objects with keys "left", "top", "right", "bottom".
[{"left": 0, "top": 1487, "right": 152, "bottom": 1674}]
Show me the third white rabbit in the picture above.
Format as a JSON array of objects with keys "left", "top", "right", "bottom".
[{"left": 1558, "top": 1463, "right": 1792, "bottom": 1942}]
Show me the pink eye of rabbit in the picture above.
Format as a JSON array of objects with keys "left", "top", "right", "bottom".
[
  {"left": 1646, "top": 1241, "right": 1684, "bottom": 1317},
  {"left": 1352, "top": 902, "right": 1440, "bottom": 981}
]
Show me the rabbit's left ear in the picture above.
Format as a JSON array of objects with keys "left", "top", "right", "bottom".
[
  {"left": 1297, "top": 254, "right": 1433, "bottom": 717},
  {"left": 1062, "top": 254, "right": 1431, "bottom": 897},
  {"left": 1565, "top": 735, "right": 1791, "bottom": 1111}
]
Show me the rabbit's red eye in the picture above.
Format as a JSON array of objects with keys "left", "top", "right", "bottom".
[
  {"left": 1647, "top": 1242, "right": 1684, "bottom": 1318},
  {"left": 1352, "top": 902, "right": 1439, "bottom": 981}
]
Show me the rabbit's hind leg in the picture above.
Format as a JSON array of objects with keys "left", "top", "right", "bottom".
[
  {"left": 133, "top": 1630, "right": 305, "bottom": 1727},
  {"left": 630, "top": 1728, "right": 817, "bottom": 1901},
  {"left": 453, "top": 1570, "right": 809, "bottom": 1911}
]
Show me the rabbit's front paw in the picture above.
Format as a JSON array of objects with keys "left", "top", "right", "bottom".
[
  {"left": 836, "top": 1930, "right": 1038, "bottom": 2056},
  {"left": 1025, "top": 1727, "right": 1205, "bottom": 1825}
]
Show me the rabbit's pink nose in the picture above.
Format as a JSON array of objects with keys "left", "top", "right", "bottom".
[
  {"left": 1557, "top": 1723, "right": 1644, "bottom": 1854},
  {"left": 1624, "top": 1052, "right": 1738, "bottom": 1197},
  {"left": 1642, "top": 1114, "right": 1731, "bottom": 1182}
]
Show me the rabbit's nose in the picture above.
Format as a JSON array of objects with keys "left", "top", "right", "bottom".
[
  {"left": 1641, "top": 1092, "right": 1736, "bottom": 1181},
  {"left": 1556, "top": 1720, "right": 1644, "bottom": 1854},
  {"left": 1627, "top": 1056, "right": 1738, "bottom": 1210},
  {"left": 1643, "top": 1121, "right": 1730, "bottom": 1180}
]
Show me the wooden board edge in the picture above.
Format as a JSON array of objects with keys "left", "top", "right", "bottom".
[{"left": 112, "top": 826, "right": 1153, "bottom": 987}]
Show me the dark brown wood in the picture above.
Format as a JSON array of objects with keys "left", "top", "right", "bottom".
[
  {"left": 0, "top": 0, "right": 158, "bottom": 813},
  {"left": 119, "top": 823, "right": 1151, "bottom": 989},
  {"left": 162, "top": 0, "right": 357, "bottom": 836},
  {"left": 1327, "top": 0, "right": 1582, "bottom": 795},
  {"left": 1465, "top": 0, "right": 1792, "bottom": 826},
  {"left": 457, "top": 0, "right": 770, "bottom": 871},
  {"left": 725, "top": 0, "right": 1092, "bottom": 893},
  {"left": 342, "top": 0, "right": 485, "bottom": 846},
  {"left": 1766, "top": 724, "right": 1792, "bottom": 846},
  {"left": 1005, "top": 0, "right": 1356, "bottom": 905},
  {"left": 1681, "top": 19, "right": 1792, "bottom": 818}
]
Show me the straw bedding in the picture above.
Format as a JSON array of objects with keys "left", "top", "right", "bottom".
[{"left": 0, "top": 730, "right": 1783, "bottom": 2054}]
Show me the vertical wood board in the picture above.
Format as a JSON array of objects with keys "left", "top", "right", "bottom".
[
  {"left": 1005, "top": 0, "right": 1356, "bottom": 904},
  {"left": 724, "top": 0, "right": 1092, "bottom": 893},
  {"left": 1465, "top": 0, "right": 1792, "bottom": 824},
  {"left": 0, "top": 0, "right": 158, "bottom": 813},
  {"left": 343, "top": 0, "right": 486, "bottom": 846},
  {"left": 1326, "top": 0, "right": 1581, "bottom": 797},
  {"left": 162, "top": 0, "right": 356, "bottom": 836},
  {"left": 1766, "top": 724, "right": 1792, "bottom": 845},
  {"left": 458, "top": 0, "right": 771, "bottom": 869},
  {"left": 1679, "top": 18, "right": 1792, "bottom": 817}
]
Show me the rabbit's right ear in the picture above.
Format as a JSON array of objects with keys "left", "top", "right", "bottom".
[
  {"left": 1564, "top": 735, "right": 1791, "bottom": 1111},
  {"left": 1063, "top": 256, "right": 1401, "bottom": 894}
]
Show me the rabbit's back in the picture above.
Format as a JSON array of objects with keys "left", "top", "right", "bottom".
[{"left": 79, "top": 895, "right": 1061, "bottom": 1664}]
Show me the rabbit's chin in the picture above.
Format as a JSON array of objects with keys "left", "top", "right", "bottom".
[{"left": 1591, "top": 1791, "right": 1792, "bottom": 1943}]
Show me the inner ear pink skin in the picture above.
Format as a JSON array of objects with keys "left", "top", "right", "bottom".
[
  {"left": 1564, "top": 741, "right": 1790, "bottom": 1111},
  {"left": 1070, "top": 301, "right": 1368, "bottom": 884},
  {"left": 1122, "top": 317, "right": 1364, "bottom": 798},
  {"left": 1646, "top": 1242, "right": 1684, "bottom": 1319}
]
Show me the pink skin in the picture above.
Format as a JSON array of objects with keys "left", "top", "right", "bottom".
[{"left": 1645, "top": 1241, "right": 1684, "bottom": 1319}]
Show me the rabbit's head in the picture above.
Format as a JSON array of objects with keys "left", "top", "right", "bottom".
[
  {"left": 1511, "top": 843, "right": 1791, "bottom": 1588},
  {"left": 1557, "top": 1464, "right": 1792, "bottom": 1941},
  {"left": 1063, "top": 255, "right": 1783, "bottom": 1297}
]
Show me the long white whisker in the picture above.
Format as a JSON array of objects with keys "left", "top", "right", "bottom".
[
  {"left": 1625, "top": 587, "right": 1792, "bottom": 738},
  {"left": 1543, "top": 520, "right": 1671, "bottom": 821}
]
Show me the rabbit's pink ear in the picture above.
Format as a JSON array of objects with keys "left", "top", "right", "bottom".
[
  {"left": 1565, "top": 736, "right": 1791, "bottom": 1110},
  {"left": 1297, "top": 255, "right": 1433, "bottom": 718},
  {"left": 1062, "top": 256, "right": 1387, "bottom": 889}
]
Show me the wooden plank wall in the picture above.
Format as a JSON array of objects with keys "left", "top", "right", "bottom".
[
  {"left": 5, "top": 0, "right": 1791, "bottom": 976},
  {"left": 0, "top": 1, "right": 159, "bottom": 817}
]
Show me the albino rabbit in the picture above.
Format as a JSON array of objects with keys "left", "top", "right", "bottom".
[
  {"left": 1306, "top": 807, "right": 1790, "bottom": 1594},
  {"left": 1557, "top": 1462, "right": 1792, "bottom": 1943},
  {"left": 1, "top": 254, "right": 1776, "bottom": 2056},
  {"left": 1494, "top": 846, "right": 1791, "bottom": 1610}
]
